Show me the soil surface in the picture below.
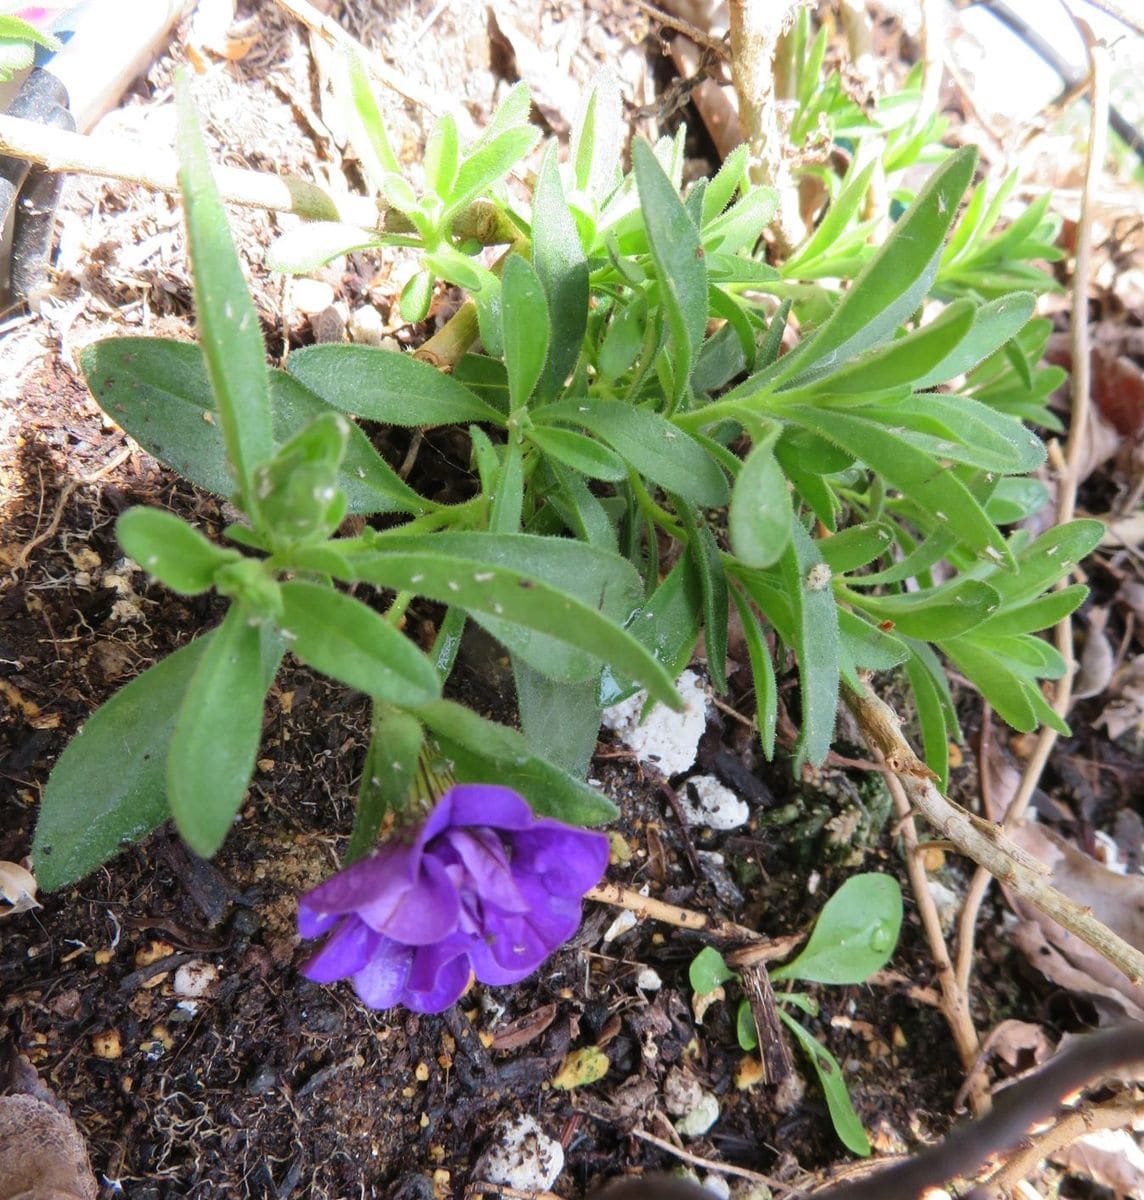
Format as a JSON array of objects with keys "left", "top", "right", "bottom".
[{"left": 2, "top": 3, "right": 1142, "bottom": 1198}]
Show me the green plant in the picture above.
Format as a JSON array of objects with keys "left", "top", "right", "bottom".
[
  {"left": 36, "top": 46, "right": 1094, "bottom": 906},
  {"left": 689, "top": 874, "right": 903, "bottom": 1155}
]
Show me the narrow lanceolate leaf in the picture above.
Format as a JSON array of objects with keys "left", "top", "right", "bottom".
[
  {"left": 525, "top": 426, "right": 627, "bottom": 482},
  {"left": 784, "top": 406, "right": 1009, "bottom": 561},
  {"left": 343, "top": 48, "right": 401, "bottom": 192},
  {"left": 286, "top": 344, "right": 504, "bottom": 426},
  {"left": 417, "top": 700, "right": 617, "bottom": 825},
  {"left": 266, "top": 223, "right": 384, "bottom": 274},
  {"left": 82, "top": 339, "right": 429, "bottom": 516},
  {"left": 536, "top": 399, "right": 728, "bottom": 507},
  {"left": 345, "top": 540, "right": 680, "bottom": 707},
  {"left": 731, "top": 587, "right": 777, "bottom": 760},
  {"left": 532, "top": 142, "right": 588, "bottom": 400},
  {"left": 681, "top": 506, "right": 729, "bottom": 693},
  {"left": 632, "top": 139, "right": 707, "bottom": 400},
  {"left": 729, "top": 438, "right": 793, "bottom": 568},
  {"left": 501, "top": 254, "right": 550, "bottom": 410},
  {"left": 34, "top": 635, "right": 212, "bottom": 890},
  {"left": 781, "top": 521, "right": 840, "bottom": 769},
  {"left": 278, "top": 581, "right": 441, "bottom": 706},
  {"left": 168, "top": 605, "right": 274, "bottom": 857},
  {"left": 347, "top": 708, "right": 424, "bottom": 863},
  {"left": 175, "top": 73, "right": 272, "bottom": 511},
  {"left": 773, "top": 146, "right": 978, "bottom": 388},
  {"left": 117, "top": 506, "right": 240, "bottom": 595},
  {"left": 914, "top": 292, "right": 1036, "bottom": 388}
]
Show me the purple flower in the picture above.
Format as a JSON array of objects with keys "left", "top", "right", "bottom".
[{"left": 298, "top": 784, "right": 609, "bottom": 1013}]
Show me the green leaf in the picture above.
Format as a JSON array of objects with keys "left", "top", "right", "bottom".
[
  {"left": 905, "top": 646, "right": 953, "bottom": 788},
  {"left": 526, "top": 426, "right": 627, "bottom": 481},
  {"left": 168, "top": 606, "right": 274, "bottom": 857},
  {"left": 942, "top": 639, "right": 1058, "bottom": 734},
  {"left": 785, "top": 406, "right": 1008, "bottom": 561},
  {"left": 817, "top": 523, "right": 895, "bottom": 574},
  {"left": 571, "top": 71, "right": 622, "bottom": 201},
  {"left": 597, "top": 294, "right": 648, "bottom": 381},
  {"left": 254, "top": 411, "right": 350, "bottom": 543},
  {"left": 785, "top": 300, "right": 976, "bottom": 395},
  {"left": 346, "top": 534, "right": 680, "bottom": 706},
  {"left": 278, "top": 580, "right": 441, "bottom": 705},
  {"left": 445, "top": 126, "right": 541, "bottom": 220},
  {"left": 773, "top": 873, "right": 902, "bottom": 985},
  {"left": 683, "top": 509, "right": 730, "bottom": 693},
  {"left": 736, "top": 998, "right": 759, "bottom": 1051},
  {"left": 689, "top": 946, "right": 736, "bottom": 995},
  {"left": 82, "top": 339, "right": 428, "bottom": 515},
  {"left": 34, "top": 636, "right": 212, "bottom": 890},
  {"left": 117, "top": 507, "right": 240, "bottom": 595},
  {"left": 175, "top": 72, "right": 273, "bottom": 513},
  {"left": 702, "top": 144, "right": 748, "bottom": 223},
  {"left": 514, "top": 659, "right": 601, "bottom": 778},
  {"left": 985, "top": 477, "right": 1051, "bottom": 525},
  {"left": 286, "top": 343, "right": 503, "bottom": 426},
  {"left": 730, "top": 588, "right": 777, "bottom": 760},
  {"left": 347, "top": 707, "right": 424, "bottom": 863},
  {"left": 702, "top": 187, "right": 778, "bottom": 255},
  {"left": 490, "top": 439, "right": 524, "bottom": 533},
  {"left": 974, "top": 584, "right": 1087, "bottom": 637},
  {"left": 425, "top": 113, "right": 460, "bottom": 197},
  {"left": 266, "top": 222, "right": 384, "bottom": 274},
  {"left": 989, "top": 521, "right": 1103, "bottom": 606},
  {"left": 537, "top": 399, "right": 729, "bottom": 507},
  {"left": 501, "top": 254, "right": 550, "bottom": 410},
  {"left": 783, "top": 157, "right": 877, "bottom": 276},
  {"left": 730, "top": 435, "right": 793, "bottom": 569},
  {"left": 416, "top": 700, "right": 617, "bottom": 825},
  {"left": 853, "top": 579, "right": 1001, "bottom": 640},
  {"left": 781, "top": 521, "right": 840, "bottom": 768},
  {"left": 400, "top": 270, "right": 434, "bottom": 323},
  {"left": 913, "top": 293, "right": 1036, "bottom": 388},
  {"left": 0, "top": 15, "right": 62, "bottom": 52},
  {"left": 633, "top": 139, "right": 707, "bottom": 400},
  {"left": 532, "top": 143, "right": 589, "bottom": 399},
  {"left": 772, "top": 146, "right": 977, "bottom": 387},
  {"left": 598, "top": 554, "right": 703, "bottom": 707},
  {"left": 342, "top": 49, "right": 401, "bottom": 192},
  {"left": 780, "top": 1012, "right": 872, "bottom": 1157}
]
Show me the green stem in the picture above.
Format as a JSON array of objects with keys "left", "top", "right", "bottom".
[
  {"left": 628, "top": 472, "right": 686, "bottom": 542},
  {"left": 385, "top": 589, "right": 414, "bottom": 626}
]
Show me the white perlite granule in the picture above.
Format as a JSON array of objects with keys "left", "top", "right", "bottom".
[{"left": 602, "top": 669, "right": 708, "bottom": 776}]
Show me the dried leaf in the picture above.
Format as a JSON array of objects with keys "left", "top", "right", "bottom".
[
  {"left": 1072, "top": 607, "right": 1115, "bottom": 701},
  {"left": 0, "top": 861, "right": 40, "bottom": 917},
  {"left": 1053, "top": 1128, "right": 1144, "bottom": 1195},
  {"left": 1095, "top": 656, "right": 1144, "bottom": 742},
  {"left": 0, "top": 1095, "right": 97, "bottom": 1200},
  {"left": 490, "top": 1004, "right": 557, "bottom": 1053},
  {"left": 552, "top": 1046, "right": 610, "bottom": 1090}
]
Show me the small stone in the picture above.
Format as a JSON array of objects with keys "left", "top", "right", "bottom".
[
  {"left": 634, "top": 967, "right": 663, "bottom": 991},
  {"left": 292, "top": 278, "right": 336, "bottom": 315},
  {"left": 476, "top": 1114, "right": 564, "bottom": 1192},
  {"left": 602, "top": 909, "right": 637, "bottom": 943},
  {"left": 664, "top": 1067, "right": 704, "bottom": 1117},
  {"left": 675, "top": 1090, "right": 720, "bottom": 1138},
  {"left": 173, "top": 960, "right": 219, "bottom": 998},
  {"left": 602, "top": 669, "right": 708, "bottom": 776},
  {"left": 349, "top": 303, "right": 385, "bottom": 345},
  {"left": 703, "top": 1175, "right": 731, "bottom": 1199},
  {"left": 92, "top": 1030, "right": 122, "bottom": 1059},
  {"left": 678, "top": 776, "right": 749, "bottom": 831}
]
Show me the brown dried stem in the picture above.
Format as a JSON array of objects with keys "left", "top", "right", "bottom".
[
  {"left": 847, "top": 683, "right": 1144, "bottom": 991},
  {"left": 954, "top": 22, "right": 1110, "bottom": 999}
]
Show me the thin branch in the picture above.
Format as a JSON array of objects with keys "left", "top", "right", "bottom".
[
  {"left": 630, "top": 1128, "right": 787, "bottom": 1190},
  {"left": 633, "top": 0, "right": 729, "bottom": 58},
  {"left": 0, "top": 113, "right": 365, "bottom": 223},
  {"left": 954, "top": 21, "right": 1110, "bottom": 999},
  {"left": 1075, "top": 0, "right": 1144, "bottom": 38},
  {"left": 867, "top": 727, "right": 986, "bottom": 1111},
  {"left": 846, "top": 683, "right": 1144, "bottom": 989}
]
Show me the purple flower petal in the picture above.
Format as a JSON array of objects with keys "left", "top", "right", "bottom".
[
  {"left": 508, "top": 824, "right": 609, "bottom": 897},
  {"left": 352, "top": 937, "right": 414, "bottom": 1008},
  {"left": 298, "top": 842, "right": 417, "bottom": 923},
  {"left": 422, "top": 785, "right": 535, "bottom": 840},
  {"left": 297, "top": 901, "right": 342, "bottom": 940},
  {"left": 442, "top": 828, "right": 530, "bottom": 913},
  {"left": 357, "top": 853, "right": 460, "bottom": 944},
  {"left": 301, "top": 917, "right": 378, "bottom": 983},
  {"left": 403, "top": 942, "right": 473, "bottom": 1012},
  {"left": 470, "top": 882, "right": 583, "bottom": 984}
]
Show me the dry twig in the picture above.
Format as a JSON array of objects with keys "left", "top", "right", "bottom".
[
  {"left": 630, "top": 1127, "right": 785, "bottom": 1189},
  {"left": 954, "top": 21, "right": 1111, "bottom": 999}
]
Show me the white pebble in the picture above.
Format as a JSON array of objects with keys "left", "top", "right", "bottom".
[
  {"left": 477, "top": 1114, "right": 564, "bottom": 1192},
  {"left": 678, "top": 775, "right": 749, "bottom": 830},
  {"left": 703, "top": 1175, "right": 732, "bottom": 1199},
  {"left": 634, "top": 967, "right": 663, "bottom": 991},
  {"left": 675, "top": 1090, "right": 720, "bottom": 1138},
  {"left": 602, "top": 669, "right": 708, "bottom": 776},
  {"left": 603, "top": 909, "right": 638, "bottom": 943},
  {"left": 292, "top": 278, "right": 336, "bottom": 315},
  {"left": 173, "top": 960, "right": 219, "bottom": 998}
]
